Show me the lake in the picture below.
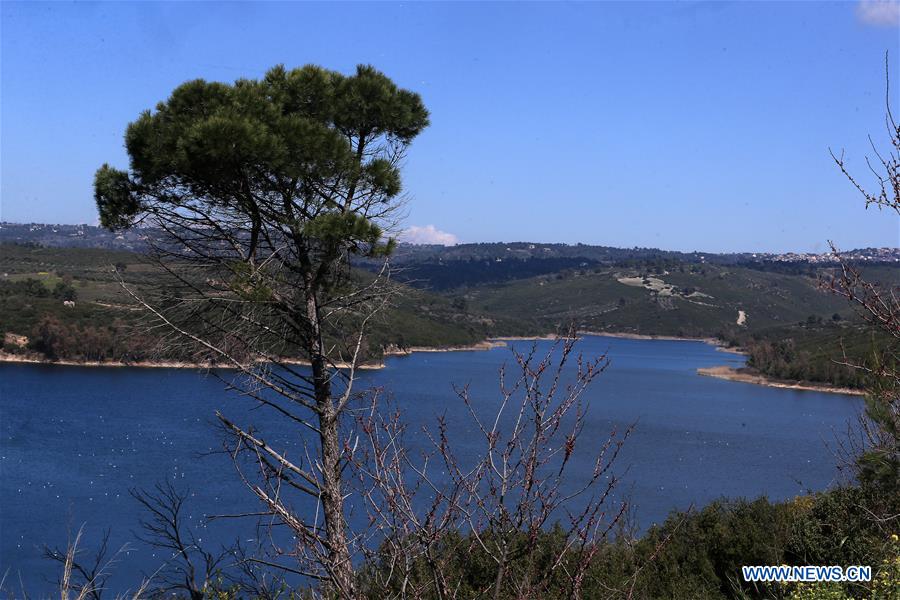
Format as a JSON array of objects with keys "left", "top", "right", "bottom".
[{"left": 0, "top": 335, "right": 862, "bottom": 593}]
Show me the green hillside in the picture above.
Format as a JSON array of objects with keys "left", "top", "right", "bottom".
[
  {"left": 725, "top": 322, "right": 895, "bottom": 389},
  {"left": 462, "top": 263, "right": 863, "bottom": 338},
  {"left": 0, "top": 244, "right": 499, "bottom": 363}
]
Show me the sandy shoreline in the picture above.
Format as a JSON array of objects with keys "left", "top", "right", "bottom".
[
  {"left": 0, "top": 333, "right": 747, "bottom": 370},
  {"left": 714, "top": 345, "right": 748, "bottom": 355},
  {"left": 580, "top": 331, "right": 716, "bottom": 343},
  {"left": 0, "top": 351, "right": 387, "bottom": 371},
  {"left": 493, "top": 331, "right": 739, "bottom": 348},
  {"left": 697, "top": 366, "right": 864, "bottom": 396},
  {"left": 385, "top": 340, "right": 507, "bottom": 355},
  {"left": 0, "top": 340, "right": 511, "bottom": 371},
  {"left": 490, "top": 334, "right": 558, "bottom": 341}
]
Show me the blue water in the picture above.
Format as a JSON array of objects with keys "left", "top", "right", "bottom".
[{"left": 0, "top": 336, "right": 862, "bottom": 593}]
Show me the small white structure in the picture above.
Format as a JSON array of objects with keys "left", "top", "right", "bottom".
[{"left": 63, "top": 300, "right": 75, "bottom": 308}]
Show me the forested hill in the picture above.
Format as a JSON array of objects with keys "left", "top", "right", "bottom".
[
  {"left": 374, "top": 242, "right": 898, "bottom": 290},
  {"left": 1, "top": 227, "right": 898, "bottom": 389}
]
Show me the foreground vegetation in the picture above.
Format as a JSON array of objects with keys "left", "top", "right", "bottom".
[
  {"left": 28, "top": 449, "right": 900, "bottom": 599},
  {"left": 355, "top": 486, "right": 899, "bottom": 600}
]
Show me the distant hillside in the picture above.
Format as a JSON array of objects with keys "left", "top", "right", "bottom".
[
  {"left": 457, "top": 263, "right": 892, "bottom": 338},
  {"left": 0, "top": 244, "right": 514, "bottom": 364},
  {"left": 4, "top": 223, "right": 896, "bottom": 272},
  {"left": 0, "top": 222, "right": 152, "bottom": 251},
  {"left": 2, "top": 229, "right": 897, "bottom": 388}
]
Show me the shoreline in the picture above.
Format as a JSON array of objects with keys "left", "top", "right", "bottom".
[
  {"left": 0, "top": 340, "right": 511, "bottom": 371},
  {"left": 578, "top": 331, "right": 748, "bottom": 355},
  {"left": 492, "top": 330, "right": 741, "bottom": 350},
  {"left": 385, "top": 340, "right": 507, "bottom": 356},
  {"left": 697, "top": 366, "right": 864, "bottom": 396},
  {"left": 0, "top": 351, "right": 388, "bottom": 371},
  {"left": 580, "top": 331, "right": 716, "bottom": 343},
  {"left": 489, "top": 334, "right": 558, "bottom": 341},
  {"left": 0, "top": 333, "right": 749, "bottom": 370},
  {"left": 3, "top": 337, "right": 858, "bottom": 399}
]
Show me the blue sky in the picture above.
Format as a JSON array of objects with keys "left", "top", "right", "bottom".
[{"left": 2, "top": 1, "right": 898, "bottom": 253}]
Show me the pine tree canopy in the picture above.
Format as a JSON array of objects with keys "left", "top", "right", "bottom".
[{"left": 95, "top": 63, "right": 429, "bottom": 261}]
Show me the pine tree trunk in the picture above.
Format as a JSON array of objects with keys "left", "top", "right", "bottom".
[
  {"left": 316, "top": 391, "right": 355, "bottom": 596},
  {"left": 307, "top": 288, "right": 356, "bottom": 597}
]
